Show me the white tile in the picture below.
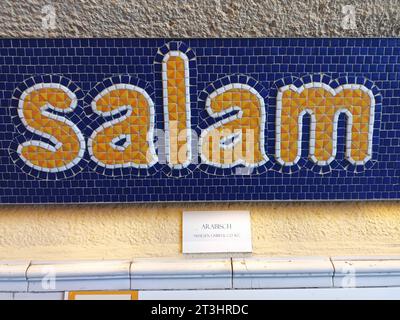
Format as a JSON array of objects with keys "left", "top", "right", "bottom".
[
  {"left": 233, "top": 257, "right": 334, "bottom": 289},
  {"left": 333, "top": 259, "right": 400, "bottom": 288},
  {"left": 14, "top": 292, "right": 64, "bottom": 300},
  {"left": 139, "top": 287, "right": 400, "bottom": 300},
  {"left": 0, "top": 261, "right": 30, "bottom": 292},
  {"left": 27, "top": 260, "right": 131, "bottom": 292},
  {"left": 131, "top": 258, "right": 232, "bottom": 290},
  {"left": 0, "top": 292, "right": 13, "bottom": 300}
]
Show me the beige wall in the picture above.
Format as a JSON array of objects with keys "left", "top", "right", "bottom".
[
  {"left": 0, "top": 0, "right": 400, "bottom": 260},
  {"left": 0, "top": 202, "right": 400, "bottom": 260}
]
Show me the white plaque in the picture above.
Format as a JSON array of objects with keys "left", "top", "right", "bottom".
[{"left": 182, "top": 211, "right": 252, "bottom": 253}]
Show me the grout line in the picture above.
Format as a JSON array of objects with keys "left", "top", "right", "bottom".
[
  {"left": 129, "top": 260, "right": 133, "bottom": 290},
  {"left": 329, "top": 257, "right": 336, "bottom": 288},
  {"left": 230, "top": 257, "right": 234, "bottom": 289},
  {"left": 25, "top": 260, "right": 32, "bottom": 292}
]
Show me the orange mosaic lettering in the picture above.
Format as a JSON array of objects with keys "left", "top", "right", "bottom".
[
  {"left": 276, "top": 83, "right": 375, "bottom": 166},
  {"left": 200, "top": 84, "right": 268, "bottom": 168},
  {"left": 16, "top": 84, "right": 85, "bottom": 172},
  {"left": 162, "top": 51, "right": 192, "bottom": 169},
  {"left": 88, "top": 84, "right": 158, "bottom": 169}
]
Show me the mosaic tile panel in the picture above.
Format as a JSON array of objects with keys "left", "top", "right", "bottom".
[{"left": 0, "top": 38, "right": 399, "bottom": 203}]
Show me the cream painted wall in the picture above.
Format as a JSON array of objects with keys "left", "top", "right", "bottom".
[
  {"left": 0, "top": 0, "right": 400, "bottom": 260},
  {"left": 0, "top": 202, "right": 399, "bottom": 260}
]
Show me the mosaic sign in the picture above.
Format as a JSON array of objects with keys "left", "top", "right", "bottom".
[{"left": 0, "top": 38, "right": 398, "bottom": 203}]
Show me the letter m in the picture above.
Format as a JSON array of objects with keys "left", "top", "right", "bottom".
[{"left": 276, "top": 82, "right": 376, "bottom": 166}]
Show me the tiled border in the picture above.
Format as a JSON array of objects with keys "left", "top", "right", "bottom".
[{"left": 2, "top": 256, "right": 400, "bottom": 295}]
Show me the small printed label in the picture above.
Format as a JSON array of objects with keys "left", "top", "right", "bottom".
[{"left": 182, "top": 211, "right": 252, "bottom": 253}]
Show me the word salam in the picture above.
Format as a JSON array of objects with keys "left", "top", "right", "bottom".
[{"left": 10, "top": 42, "right": 379, "bottom": 179}]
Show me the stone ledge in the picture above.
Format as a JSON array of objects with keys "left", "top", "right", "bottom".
[
  {"left": 27, "top": 260, "right": 131, "bottom": 292},
  {"left": 0, "top": 261, "right": 30, "bottom": 292},
  {"left": 333, "top": 258, "right": 400, "bottom": 288},
  {"left": 232, "top": 257, "right": 334, "bottom": 289},
  {"left": 131, "top": 258, "right": 232, "bottom": 290},
  {"left": 0, "top": 257, "right": 399, "bottom": 293}
]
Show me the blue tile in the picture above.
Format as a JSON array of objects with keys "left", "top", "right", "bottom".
[{"left": 0, "top": 38, "right": 397, "bottom": 203}]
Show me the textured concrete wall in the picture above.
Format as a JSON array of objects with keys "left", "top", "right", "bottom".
[
  {"left": 1, "top": 0, "right": 400, "bottom": 37},
  {"left": 0, "top": 0, "right": 400, "bottom": 260}
]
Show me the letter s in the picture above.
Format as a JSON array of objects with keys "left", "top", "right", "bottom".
[{"left": 16, "top": 83, "right": 85, "bottom": 173}]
